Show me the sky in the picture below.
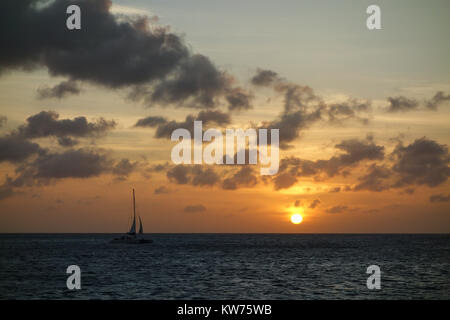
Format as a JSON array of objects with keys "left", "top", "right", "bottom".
[{"left": 0, "top": 0, "right": 449, "bottom": 233}]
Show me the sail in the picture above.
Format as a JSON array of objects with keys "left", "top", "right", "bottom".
[
  {"left": 128, "top": 216, "right": 136, "bottom": 234},
  {"left": 138, "top": 216, "right": 143, "bottom": 234},
  {"left": 128, "top": 188, "right": 136, "bottom": 234}
]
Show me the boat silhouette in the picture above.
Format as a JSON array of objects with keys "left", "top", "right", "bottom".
[{"left": 110, "top": 189, "right": 152, "bottom": 244}]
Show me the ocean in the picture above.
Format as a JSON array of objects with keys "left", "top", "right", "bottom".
[{"left": 0, "top": 234, "right": 448, "bottom": 299}]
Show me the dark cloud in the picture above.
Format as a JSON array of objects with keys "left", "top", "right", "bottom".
[
  {"left": 273, "top": 172, "right": 298, "bottom": 190},
  {"left": 426, "top": 91, "right": 450, "bottom": 110},
  {"left": 327, "top": 99, "right": 371, "bottom": 124},
  {"left": 147, "top": 162, "right": 170, "bottom": 172},
  {"left": 166, "top": 164, "right": 190, "bottom": 184},
  {"left": 37, "top": 80, "right": 81, "bottom": 99},
  {"left": 225, "top": 88, "right": 253, "bottom": 111},
  {"left": 0, "top": 148, "right": 111, "bottom": 199},
  {"left": 32, "top": 149, "right": 112, "bottom": 179},
  {"left": 251, "top": 70, "right": 325, "bottom": 149},
  {"left": 429, "top": 194, "right": 450, "bottom": 203},
  {"left": 253, "top": 70, "right": 371, "bottom": 149},
  {"left": 112, "top": 158, "right": 139, "bottom": 179},
  {"left": 147, "top": 54, "right": 231, "bottom": 108},
  {"left": 0, "top": 0, "right": 188, "bottom": 87},
  {"left": 294, "top": 200, "right": 301, "bottom": 207},
  {"left": 309, "top": 199, "right": 320, "bottom": 209},
  {"left": 154, "top": 186, "right": 169, "bottom": 194},
  {"left": 386, "top": 96, "right": 419, "bottom": 112},
  {"left": 333, "top": 138, "right": 385, "bottom": 168},
  {"left": 57, "top": 136, "right": 79, "bottom": 147},
  {"left": 222, "top": 166, "right": 258, "bottom": 190},
  {"left": 325, "top": 205, "right": 349, "bottom": 214},
  {"left": 191, "top": 166, "right": 220, "bottom": 186},
  {"left": 267, "top": 106, "right": 322, "bottom": 149},
  {"left": 353, "top": 138, "right": 449, "bottom": 192},
  {"left": 0, "top": 134, "right": 42, "bottom": 163},
  {"left": 392, "top": 137, "right": 449, "bottom": 187},
  {"left": 17, "top": 111, "right": 116, "bottom": 139},
  {"left": 2, "top": 0, "right": 248, "bottom": 109},
  {"left": 135, "top": 116, "right": 167, "bottom": 128},
  {"left": 0, "top": 148, "right": 142, "bottom": 199},
  {"left": 166, "top": 164, "right": 220, "bottom": 187},
  {"left": 128, "top": 54, "right": 249, "bottom": 110},
  {"left": 135, "top": 110, "right": 231, "bottom": 139},
  {"left": 184, "top": 204, "right": 206, "bottom": 213},
  {"left": 273, "top": 137, "right": 384, "bottom": 189},
  {"left": 251, "top": 69, "right": 280, "bottom": 86},
  {"left": 353, "top": 164, "right": 391, "bottom": 192}
]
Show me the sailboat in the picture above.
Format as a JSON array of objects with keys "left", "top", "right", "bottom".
[{"left": 110, "top": 189, "right": 152, "bottom": 244}]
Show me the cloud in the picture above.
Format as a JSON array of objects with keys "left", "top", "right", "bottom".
[
  {"left": 353, "top": 164, "right": 391, "bottom": 192},
  {"left": 154, "top": 186, "right": 169, "bottom": 194},
  {"left": 0, "top": 134, "right": 42, "bottom": 163},
  {"left": 273, "top": 173, "right": 298, "bottom": 190},
  {"left": 325, "top": 205, "right": 349, "bottom": 214},
  {"left": 191, "top": 166, "right": 220, "bottom": 186},
  {"left": 144, "top": 54, "right": 232, "bottom": 108},
  {"left": 0, "top": 148, "right": 142, "bottom": 199},
  {"left": 17, "top": 111, "right": 116, "bottom": 140},
  {"left": 353, "top": 137, "right": 450, "bottom": 192},
  {"left": 426, "top": 91, "right": 450, "bottom": 110},
  {"left": 327, "top": 99, "right": 371, "bottom": 124},
  {"left": 384, "top": 92, "right": 450, "bottom": 112},
  {"left": 166, "top": 164, "right": 190, "bottom": 184},
  {"left": 250, "top": 70, "right": 326, "bottom": 148},
  {"left": 112, "top": 158, "right": 139, "bottom": 180},
  {"left": 222, "top": 166, "right": 258, "bottom": 190},
  {"left": 429, "top": 194, "right": 450, "bottom": 203},
  {"left": 31, "top": 149, "right": 112, "bottom": 179},
  {"left": 135, "top": 116, "right": 167, "bottom": 128},
  {"left": 37, "top": 80, "right": 81, "bottom": 99},
  {"left": 386, "top": 96, "right": 419, "bottom": 112},
  {"left": 0, "top": 0, "right": 188, "bottom": 87},
  {"left": 57, "top": 136, "right": 79, "bottom": 147},
  {"left": 225, "top": 88, "right": 254, "bottom": 111},
  {"left": 166, "top": 164, "right": 220, "bottom": 187},
  {"left": 251, "top": 69, "right": 280, "bottom": 86},
  {"left": 1, "top": 0, "right": 248, "bottom": 109},
  {"left": 252, "top": 69, "right": 371, "bottom": 148},
  {"left": 392, "top": 137, "right": 449, "bottom": 187},
  {"left": 135, "top": 110, "right": 231, "bottom": 139},
  {"left": 273, "top": 137, "right": 384, "bottom": 189},
  {"left": 184, "top": 204, "right": 206, "bottom": 213},
  {"left": 309, "top": 199, "right": 320, "bottom": 209}
]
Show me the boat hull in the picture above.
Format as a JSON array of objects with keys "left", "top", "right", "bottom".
[{"left": 110, "top": 236, "right": 153, "bottom": 244}]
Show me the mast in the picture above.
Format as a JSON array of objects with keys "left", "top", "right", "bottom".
[
  {"left": 133, "top": 188, "right": 136, "bottom": 228},
  {"left": 128, "top": 188, "right": 137, "bottom": 235}
]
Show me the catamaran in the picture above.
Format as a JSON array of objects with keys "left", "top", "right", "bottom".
[{"left": 110, "top": 189, "right": 152, "bottom": 244}]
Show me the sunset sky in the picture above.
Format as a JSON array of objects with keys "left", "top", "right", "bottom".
[{"left": 0, "top": 0, "right": 449, "bottom": 233}]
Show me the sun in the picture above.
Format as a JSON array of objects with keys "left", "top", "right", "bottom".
[{"left": 290, "top": 213, "right": 303, "bottom": 224}]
